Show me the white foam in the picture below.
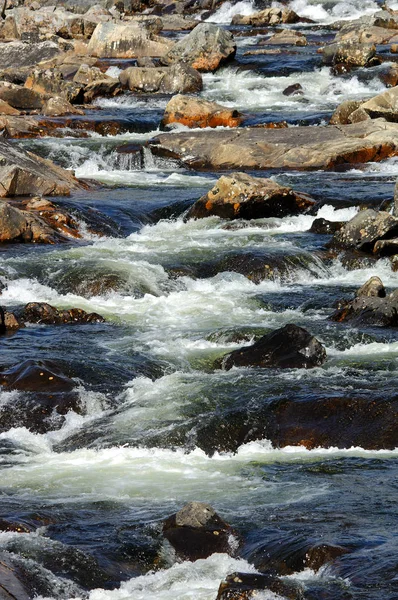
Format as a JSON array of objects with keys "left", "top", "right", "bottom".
[
  {"left": 206, "top": 0, "right": 256, "bottom": 23},
  {"left": 202, "top": 66, "right": 385, "bottom": 113},
  {"left": 86, "top": 554, "right": 262, "bottom": 600}
]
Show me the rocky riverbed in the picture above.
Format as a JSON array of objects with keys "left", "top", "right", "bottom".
[{"left": 0, "top": 0, "right": 398, "bottom": 598}]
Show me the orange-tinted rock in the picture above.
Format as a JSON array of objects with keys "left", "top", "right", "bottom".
[
  {"left": 148, "top": 120, "right": 398, "bottom": 171},
  {"left": 162, "top": 94, "right": 242, "bottom": 129},
  {"left": 0, "top": 98, "right": 20, "bottom": 115},
  {"left": 186, "top": 172, "right": 314, "bottom": 220},
  {"left": 161, "top": 23, "right": 236, "bottom": 72}
]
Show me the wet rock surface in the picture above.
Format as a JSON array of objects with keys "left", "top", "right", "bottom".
[
  {"left": 186, "top": 173, "right": 314, "bottom": 220},
  {"left": 163, "top": 502, "right": 237, "bottom": 560},
  {"left": 0, "top": 138, "right": 83, "bottom": 197},
  {"left": 221, "top": 324, "right": 327, "bottom": 370},
  {"left": 148, "top": 119, "right": 398, "bottom": 170},
  {"left": 162, "top": 94, "right": 242, "bottom": 129},
  {"left": 160, "top": 23, "right": 236, "bottom": 72}
]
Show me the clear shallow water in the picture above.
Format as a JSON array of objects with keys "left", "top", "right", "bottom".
[{"left": 1, "top": 1, "right": 398, "bottom": 599}]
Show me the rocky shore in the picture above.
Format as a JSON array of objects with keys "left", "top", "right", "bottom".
[{"left": 0, "top": 0, "right": 398, "bottom": 599}]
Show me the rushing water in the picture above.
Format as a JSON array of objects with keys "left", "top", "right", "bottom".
[{"left": 1, "top": 0, "right": 398, "bottom": 598}]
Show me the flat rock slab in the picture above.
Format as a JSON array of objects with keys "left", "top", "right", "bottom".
[{"left": 148, "top": 119, "right": 398, "bottom": 170}]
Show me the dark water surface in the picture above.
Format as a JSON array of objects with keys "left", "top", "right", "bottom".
[{"left": 1, "top": 0, "right": 398, "bottom": 598}]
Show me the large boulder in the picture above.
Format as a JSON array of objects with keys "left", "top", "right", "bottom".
[
  {"left": 322, "top": 41, "right": 376, "bottom": 67},
  {"left": 232, "top": 7, "right": 300, "bottom": 26},
  {"left": 0, "top": 83, "right": 45, "bottom": 109},
  {"left": 0, "top": 138, "right": 83, "bottom": 197},
  {"left": 162, "top": 94, "right": 242, "bottom": 129},
  {"left": 186, "top": 173, "right": 314, "bottom": 220},
  {"left": 161, "top": 23, "right": 236, "bottom": 72},
  {"left": 0, "top": 198, "right": 82, "bottom": 243},
  {"left": 147, "top": 119, "right": 398, "bottom": 170},
  {"left": 0, "top": 40, "right": 62, "bottom": 69},
  {"left": 163, "top": 502, "right": 237, "bottom": 561},
  {"left": 359, "top": 86, "right": 398, "bottom": 121},
  {"left": 328, "top": 209, "right": 398, "bottom": 253},
  {"left": 87, "top": 21, "right": 173, "bottom": 58},
  {"left": 119, "top": 63, "right": 202, "bottom": 94},
  {"left": 221, "top": 324, "right": 326, "bottom": 370},
  {"left": 24, "top": 68, "right": 85, "bottom": 103}
]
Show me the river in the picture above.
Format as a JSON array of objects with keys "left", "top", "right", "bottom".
[{"left": 0, "top": 0, "right": 397, "bottom": 598}]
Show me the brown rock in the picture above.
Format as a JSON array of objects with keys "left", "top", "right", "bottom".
[
  {"left": 25, "top": 68, "right": 84, "bottom": 104},
  {"left": 0, "top": 98, "right": 20, "bottom": 115},
  {"left": 322, "top": 41, "right": 376, "bottom": 66},
  {"left": 22, "top": 302, "right": 105, "bottom": 324},
  {"left": 161, "top": 23, "right": 236, "bottom": 72},
  {"left": 42, "top": 96, "right": 84, "bottom": 116},
  {"left": 162, "top": 94, "right": 242, "bottom": 129},
  {"left": 83, "top": 79, "right": 121, "bottom": 103},
  {"left": 0, "top": 137, "right": 83, "bottom": 198},
  {"left": 186, "top": 172, "right": 314, "bottom": 220},
  {"left": 232, "top": 7, "right": 300, "bottom": 26},
  {"left": 87, "top": 21, "right": 173, "bottom": 58},
  {"left": 119, "top": 63, "right": 202, "bottom": 94},
  {"left": 0, "top": 202, "right": 28, "bottom": 242},
  {"left": 148, "top": 119, "right": 398, "bottom": 171},
  {"left": 329, "top": 99, "right": 364, "bottom": 125},
  {"left": 356, "top": 276, "right": 386, "bottom": 297},
  {"left": 0, "top": 83, "right": 44, "bottom": 109},
  {"left": 264, "top": 29, "right": 307, "bottom": 46},
  {"left": 163, "top": 502, "right": 237, "bottom": 561},
  {"left": 216, "top": 573, "right": 302, "bottom": 600},
  {"left": 329, "top": 209, "right": 398, "bottom": 253},
  {"left": 221, "top": 324, "right": 327, "bottom": 371}
]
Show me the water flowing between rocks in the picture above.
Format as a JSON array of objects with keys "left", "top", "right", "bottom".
[{"left": 0, "top": 0, "right": 398, "bottom": 598}]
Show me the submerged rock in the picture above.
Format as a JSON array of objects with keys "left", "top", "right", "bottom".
[
  {"left": 1, "top": 359, "right": 76, "bottom": 392},
  {"left": 0, "top": 551, "right": 31, "bottom": 600},
  {"left": 148, "top": 119, "right": 398, "bottom": 170},
  {"left": 0, "top": 359, "right": 81, "bottom": 434},
  {"left": 163, "top": 502, "right": 237, "bottom": 561},
  {"left": 160, "top": 23, "right": 236, "bottom": 72},
  {"left": 162, "top": 94, "right": 242, "bottom": 129},
  {"left": 192, "top": 395, "right": 398, "bottom": 454},
  {"left": 206, "top": 250, "right": 326, "bottom": 284},
  {"left": 221, "top": 324, "right": 326, "bottom": 370},
  {"left": 186, "top": 173, "right": 314, "bottom": 220}
]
